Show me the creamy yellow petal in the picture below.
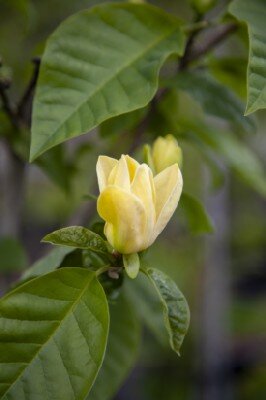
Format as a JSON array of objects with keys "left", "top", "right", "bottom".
[
  {"left": 107, "top": 155, "right": 131, "bottom": 191},
  {"left": 131, "top": 164, "right": 156, "bottom": 246},
  {"left": 97, "top": 185, "right": 147, "bottom": 254},
  {"left": 96, "top": 156, "right": 117, "bottom": 192},
  {"left": 151, "top": 164, "right": 183, "bottom": 243},
  {"left": 124, "top": 155, "right": 140, "bottom": 181}
]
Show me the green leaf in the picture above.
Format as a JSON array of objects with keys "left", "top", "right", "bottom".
[
  {"left": 0, "top": 268, "right": 109, "bottom": 400},
  {"left": 36, "top": 146, "right": 74, "bottom": 192},
  {"left": 209, "top": 56, "right": 247, "bottom": 98},
  {"left": 42, "top": 226, "right": 109, "bottom": 255},
  {"left": 188, "top": 122, "right": 266, "bottom": 197},
  {"left": 167, "top": 71, "right": 256, "bottom": 132},
  {"left": 229, "top": 0, "right": 266, "bottom": 114},
  {"left": 30, "top": 3, "right": 185, "bottom": 160},
  {"left": 22, "top": 246, "right": 74, "bottom": 280},
  {"left": 123, "top": 253, "right": 140, "bottom": 279},
  {"left": 142, "top": 267, "right": 190, "bottom": 355},
  {"left": 0, "top": 237, "right": 28, "bottom": 273},
  {"left": 125, "top": 272, "right": 168, "bottom": 347},
  {"left": 180, "top": 192, "right": 214, "bottom": 234},
  {"left": 89, "top": 293, "right": 141, "bottom": 400}
]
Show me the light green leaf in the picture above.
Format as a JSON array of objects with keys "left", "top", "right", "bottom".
[
  {"left": 142, "top": 267, "right": 190, "bottom": 355},
  {"left": 167, "top": 71, "right": 255, "bottom": 132},
  {"left": 180, "top": 192, "right": 214, "bottom": 234},
  {"left": 0, "top": 268, "right": 109, "bottom": 400},
  {"left": 42, "top": 226, "right": 109, "bottom": 255},
  {"left": 30, "top": 3, "right": 185, "bottom": 160},
  {"left": 22, "top": 246, "right": 74, "bottom": 280},
  {"left": 89, "top": 293, "right": 141, "bottom": 400},
  {"left": 229, "top": 0, "right": 266, "bottom": 114},
  {"left": 123, "top": 253, "right": 140, "bottom": 279}
]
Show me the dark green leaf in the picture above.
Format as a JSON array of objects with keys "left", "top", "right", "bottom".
[
  {"left": 36, "top": 146, "right": 74, "bottom": 192},
  {"left": 125, "top": 272, "right": 168, "bottom": 347},
  {"left": 167, "top": 71, "right": 255, "bottom": 132},
  {"left": 142, "top": 267, "right": 190, "bottom": 355},
  {"left": 100, "top": 107, "right": 147, "bottom": 137},
  {"left": 188, "top": 122, "right": 266, "bottom": 197},
  {"left": 0, "top": 268, "right": 109, "bottom": 400},
  {"left": 89, "top": 292, "right": 141, "bottom": 400},
  {"left": 42, "top": 226, "right": 109, "bottom": 255},
  {"left": 30, "top": 3, "right": 185, "bottom": 160},
  {"left": 209, "top": 56, "right": 247, "bottom": 98},
  {"left": 230, "top": 0, "right": 266, "bottom": 114},
  {"left": 180, "top": 192, "right": 214, "bottom": 234},
  {"left": 0, "top": 237, "right": 28, "bottom": 273}
]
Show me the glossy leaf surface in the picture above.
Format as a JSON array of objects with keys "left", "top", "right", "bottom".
[
  {"left": 0, "top": 268, "right": 109, "bottom": 400},
  {"left": 42, "top": 226, "right": 109, "bottom": 255},
  {"left": 30, "top": 3, "right": 185, "bottom": 160},
  {"left": 89, "top": 293, "right": 140, "bottom": 400}
]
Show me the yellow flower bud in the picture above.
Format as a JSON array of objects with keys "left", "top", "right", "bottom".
[
  {"left": 152, "top": 134, "right": 182, "bottom": 174},
  {"left": 96, "top": 154, "right": 183, "bottom": 254}
]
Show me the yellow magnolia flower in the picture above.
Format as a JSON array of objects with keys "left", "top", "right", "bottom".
[
  {"left": 152, "top": 134, "right": 182, "bottom": 173},
  {"left": 96, "top": 154, "right": 183, "bottom": 254}
]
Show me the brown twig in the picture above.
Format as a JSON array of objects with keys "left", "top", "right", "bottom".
[
  {"left": 0, "top": 79, "right": 19, "bottom": 129},
  {"left": 17, "top": 57, "right": 41, "bottom": 120},
  {"left": 131, "top": 21, "right": 237, "bottom": 148},
  {"left": 186, "top": 22, "right": 237, "bottom": 65}
]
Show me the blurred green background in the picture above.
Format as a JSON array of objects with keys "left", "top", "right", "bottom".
[{"left": 0, "top": 0, "right": 265, "bottom": 399}]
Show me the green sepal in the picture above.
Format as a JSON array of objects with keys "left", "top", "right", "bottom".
[{"left": 123, "top": 253, "right": 140, "bottom": 279}]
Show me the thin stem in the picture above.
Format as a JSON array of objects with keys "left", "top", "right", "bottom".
[
  {"left": 0, "top": 80, "right": 19, "bottom": 129},
  {"left": 95, "top": 265, "right": 111, "bottom": 277},
  {"left": 17, "top": 57, "right": 41, "bottom": 120}
]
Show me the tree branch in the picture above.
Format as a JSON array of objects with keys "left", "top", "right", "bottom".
[
  {"left": 17, "top": 57, "right": 41, "bottom": 121},
  {"left": 186, "top": 22, "right": 237, "bottom": 65},
  {"left": 0, "top": 79, "right": 19, "bottom": 129}
]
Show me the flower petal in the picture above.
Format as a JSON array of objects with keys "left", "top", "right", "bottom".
[
  {"left": 96, "top": 156, "right": 117, "bottom": 192},
  {"left": 108, "top": 155, "right": 131, "bottom": 191},
  {"left": 131, "top": 164, "right": 156, "bottom": 246},
  {"left": 124, "top": 155, "right": 140, "bottom": 181},
  {"left": 97, "top": 185, "right": 147, "bottom": 254},
  {"left": 152, "top": 164, "right": 183, "bottom": 242}
]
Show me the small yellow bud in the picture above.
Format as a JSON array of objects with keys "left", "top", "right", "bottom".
[
  {"left": 96, "top": 154, "right": 183, "bottom": 254},
  {"left": 190, "top": 0, "right": 216, "bottom": 14},
  {"left": 151, "top": 134, "right": 183, "bottom": 174}
]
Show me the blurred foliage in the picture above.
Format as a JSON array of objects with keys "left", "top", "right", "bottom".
[{"left": 0, "top": 0, "right": 266, "bottom": 399}]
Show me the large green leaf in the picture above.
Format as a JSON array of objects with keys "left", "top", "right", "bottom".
[
  {"left": 142, "top": 268, "right": 190, "bottom": 355},
  {"left": 22, "top": 246, "right": 73, "bottom": 280},
  {"left": 229, "top": 0, "right": 266, "bottom": 114},
  {"left": 0, "top": 268, "right": 109, "bottom": 400},
  {"left": 89, "top": 293, "right": 141, "bottom": 400},
  {"left": 168, "top": 71, "right": 255, "bottom": 132},
  {"left": 42, "top": 226, "right": 109, "bottom": 255},
  {"left": 30, "top": 3, "right": 185, "bottom": 160}
]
